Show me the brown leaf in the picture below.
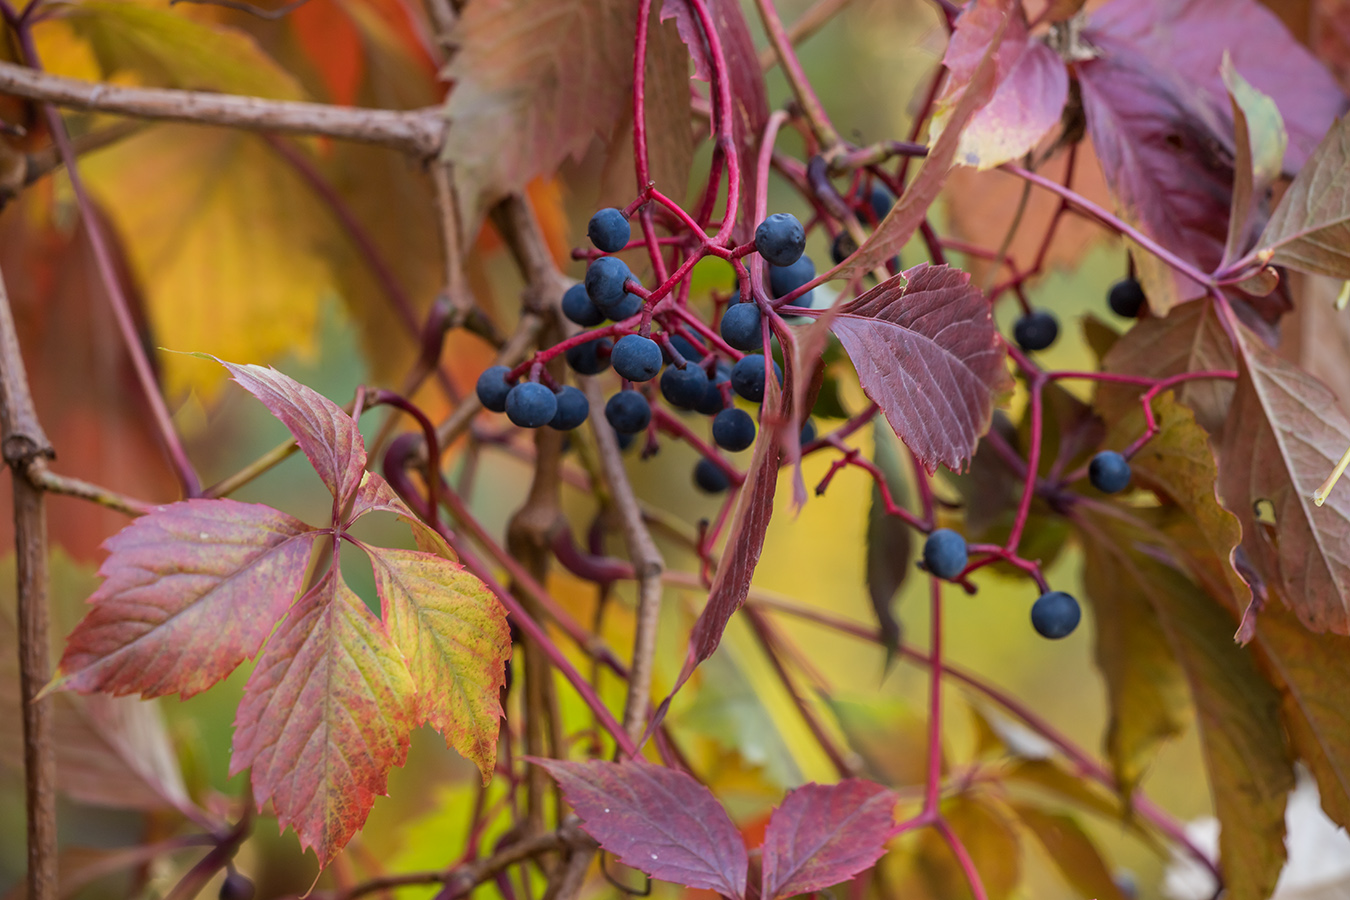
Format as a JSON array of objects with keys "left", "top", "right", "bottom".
[
  {"left": 1257, "top": 113, "right": 1350, "bottom": 278},
  {"left": 1009, "top": 804, "right": 1127, "bottom": 900}
]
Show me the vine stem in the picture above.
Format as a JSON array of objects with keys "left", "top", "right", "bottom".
[
  {"left": 5, "top": 14, "right": 202, "bottom": 497},
  {"left": 923, "top": 576, "right": 944, "bottom": 815},
  {"left": 753, "top": 0, "right": 840, "bottom": 148}
]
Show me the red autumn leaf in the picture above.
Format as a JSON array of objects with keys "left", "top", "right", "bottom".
[
  {"left": 231, "top": 565, "right": 417, "bottom": 866},
  {"left": 366, "top": 545, "right": 509, "bottom": 783},
  {"left": 347, "top": 470, "right": 453, "bottom": 557},
  {"left": 216, "top": 358, "right": 367, "bottom": 506},
  {"left": 760, "top": 780, "right": 898, "bottom": 900},
  {"left": 53, "top": 500, "right": 320, "bottom": 699},
  {"left": 534, "top": 758, "right": 748, "bottom": 899},
  {"left": 829, "top": 264, "right": 1010, "bottom": 473}
]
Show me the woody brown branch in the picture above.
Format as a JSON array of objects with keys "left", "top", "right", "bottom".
[{"left": 0, "top": 61, "right": 443, "bottom": 156}]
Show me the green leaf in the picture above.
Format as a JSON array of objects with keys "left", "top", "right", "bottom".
[
  {"left": 1009, "top": 803, "right": 1127, "bottom": 900},
  {"left": 1256, "top": 114, "right": 1350, "bottom": 277},
  {"left": 366, "top": 546, "right": 510, "bottom": 783},
  {"left": 1221, "top": 55, "right": 1287, "bottom": 266},
  {"left": 231, "top": 566, "right": 417, "bottom": 866}
]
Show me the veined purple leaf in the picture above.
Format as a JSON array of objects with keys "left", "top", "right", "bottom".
[
  {"left": 54, "top": 499, "right": 320, "bottom": 699},
  {"left": 829, "top": 264, "right": 1010, "bottom": 473},
  {"left": 760, "top": 780, "right": 898, "bottom": 900},
  {"left": 534, "top": 758, "right": 748, "bottom": 899},
  {"left": 216, "top": 358, "right": 366, "bottom": 506}
]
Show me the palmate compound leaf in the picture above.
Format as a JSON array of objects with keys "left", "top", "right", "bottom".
[
  {"left": 231, "top": 566, "right": 417, "bottom": 867},
  {"left": 760, "top": 780, "right": 898, "bottom": 900},
  {"left": 365, "top": 546, "right": 509, "bottom": 783},
  {"left": 829, "top": 264, "right": 1010, "bottom": 473},
  {"left": 52, "top": 500, "right": 321, "bottom": 698},
  {"left": 534, "top": 759, "right": 749, "bottom": 900}
]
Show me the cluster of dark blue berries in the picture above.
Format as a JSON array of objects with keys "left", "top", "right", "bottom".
[
  {"left": 474, "top": 209, "right": 814, "bottom": 493},
  {"left": 1011, "top": 275, "right": 1147, "bottom": 353}
]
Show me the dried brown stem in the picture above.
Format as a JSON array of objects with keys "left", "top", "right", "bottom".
[
  {"left": 26, "top": 459, "right": 155, "bottom": 517},
  {"left": 0, "top": 62, "right": 442, "bottom": 156},
  {"left": 0, "top": 263, "right": 56, "bottom": 900}
]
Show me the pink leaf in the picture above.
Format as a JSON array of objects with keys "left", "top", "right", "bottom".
[
  {"left": 55, "top": 499, "right": 320, "bottom": 698},
  {"left": 348, "top": 471, "right": 453, "bottom": 558},
  {"left": 534, "top": 758, "right": 748, "bottom": 899},
  {"left": 231, "top": 567, "right": 417, "bottom": 866},
  {"left": 760, "top": 781, "right": 898, "bottom": 900},
  {"left": 216, "top": 359, "right": 366, "bottom": 506},
  {"left": 829, "top": 264, "right": 1010, "bottom": 473},
  {"left": 659, "top": 0, "right": 709, "bottom": 82}
]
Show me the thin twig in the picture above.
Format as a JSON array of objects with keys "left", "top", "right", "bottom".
[
  {"left": 756, "top": 0, "right": 857, "bottom": 71},
  {"left": 26, "top": 459, "right": 156, "bottom": 517}
]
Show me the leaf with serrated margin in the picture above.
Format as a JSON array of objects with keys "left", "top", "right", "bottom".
[
  {"left": 53, "top": 499, "right": 320, "bottom": 699},
  {"left": 442, "top": 0, "right": 640, "bottom": 234},
  {"left": 366, "top": 546, "right": 508, "bottom": 783},
  {"left": 760, "top": 780, "right": 897, "bottom": 900},
  {"left": 216, "top": 359, "right": 365, "bottom": 506},
  {"left": 534, "top": 759, "right": 748, "bottom": 899},
  {"left": 833, "top": 2, "right": 1009, "bottom": 278},
  {"left": 231, "top": 567, "right": 416, "bottom": 866},
  {"left": 1009, "top": 804, "right": 1127, "bottom": 900},
  {"left": 1217, "top": 327, "right": 1350, "bottom": 634},
  {"left": 348, "top": 471, "right": 452, "bottom": 558},
  {"left": 829, "top": 264, "right": 1010, "bottom": 473},
  {"left": 1221, "top": 56, "right": 1287, "bottom": 266},
  {"left": 1257, "top": 115, "right": 1350, "bottom": 278},
  {"left": 929, "top": 2, "right": 1066, "bottom": 171},
  {"left": 1077, "top": 517, "right": 1191, "bottom": 796}
]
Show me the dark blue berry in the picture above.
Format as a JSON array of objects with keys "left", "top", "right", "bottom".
[
  {"left": 694, "top": 458, "right": 729, "bottom": 493},
  {"left": 800, "top": 418, "right": 817, "bottom": 445},
  {"left": 605, "top": 391, "right": 651, "bottom": 434},
  {"left": 475, "top": 365, "right": 514, "bottom": 413},
  {"left": 565, "top": 337, "right": 612, "bottom": 375},
  {"left": 660, "top": 363, "right": 710, "bottom": 410},
  {"left": 562, "top": 283, "right": 604, "bottom": 327},
  {"left": 666, "top": 334, "right": 705, "bottom": 364},
  {"left": 1031, "top": 591, "right": 1081, "bottom": 639},
  {"left": 587, "top": 207, "right": 631, "bottom": 253},
  {"left": 1013, "top": 310, "right": 1059, "bottom": 352},
  {"left": 830, "top": 231, "right": 858, "bottom": 265},
  {"left": 616, "top": 430, "right": 636, "bottom": 451},
  {"left": 585, "top": 256, "right": 634, "bottom": 314},
  {"left": 713, "top": 408, "right": 756, "bottom": 452},
  {"left": 730, "top": 354, "right": 781, "bottom": 403},
  {"left": 611, "top": 334, "right": 663, "bottom": 382},
  {"left": 867, "top": 184, "right": 895, "bottom": 223},
  {"left": 1108, "top": 277, "right": 1146, "bottom": 318},
  {"left": 606, "top": 290, "right": 644, "bottom": 322},
  {"left": 695, "top": 362, "right": 731, "bottom": 416},
  {"left": 922, "top": 528, "right": 968, "bottom": 580},
  {"left": 754, "top": 213, "right": 806, "bottom": 267},
  {"left": 720, "top": 303, "right": 762, "bottom": 352},
  {"left": 770, "top": 256, "right": 816, "bottom": 302},
  {"left": 219, "top": 872, "right": 255, "bottom": 900},
  {"left": 505, "top": 382, "right": 557, "bottom": 429},
  {"left": 1089, "top": 450, "right": 1131, "bottom": 494},
  {"left": 548, "top": 386, "right": 589, "bottom": 430}
]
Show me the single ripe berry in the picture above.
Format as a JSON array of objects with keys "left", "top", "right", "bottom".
[
  {"left": 562, "top": 283, "right": 604, "bottom": 327},
  {"left": 696, "top": 362, "right": 731, "bottom": 415},
  {"left": 867, "top": 184, "right": 895, "bottom": 222},
  {"left": 800, "top": 417, "right": 817, "bottom": 445},
  {"left": 605, "top": 390, "right": 651, "bottom": 434},
  {"left": 587, "top": 207, "right": 631, "bottom": 253},
  {"left": 660, "top": 363, "right": 710, "bottom": 410},
  {"left": 730, "top": 354, "right": 781, "bottom": 403},
  {"left": 565, "top": 337, "right": 612, "bottom": 375},
  {"left": 830, "top": 231, "right": 858, "bottom": 265},
  {"left": 1013, "top": 310, "right": 1059, "bottom": 352},
  {"left": 770, "top": 256, "right": 816, "bottom": 302},
  {"left": 666, "top": 334, "right": 705, "bottom": 364},
  {"left": 475, "top": 365, "right": 514, "bottom": 413},
  {"left": 694, "top": 457, "right": 730, "bottom": 494},
  {"left": 606, "top": 290, "right": 644, "bottom": 322},
  {"left": 219, "top": 872, "right": 255, "bottom": 900},
  {"left": 1089, "top": 450, "right": 1132, "bottom": 494},
  {"left": 549, "top": 386, "right": 590, "bottom": 430},
  {"left": 1108, "top": 277, "right": 1146, "bottom": 318},
  {"left": 584, "top": 256, "right": 634, "bottom": 314},
  {"left": 754, "top": 213, "right": 806, "bottom": 267},
  {"left": 611, "top": 334, "right": 663, "bottom": 382},
  {"left": 720, "top": 303, "right": 762, "bottom": 352},
  {"left": 922, "top": 528, "right": 968, "bottom": 580},
  {"left": 505, "top": 382, "right": 557, "bottom": 429},
  {"left": 713, "top": 408, "right": 756, "bottom": 452},
  {"left": 1031, "top": 591, "right": 1082, "bottom": 639}
]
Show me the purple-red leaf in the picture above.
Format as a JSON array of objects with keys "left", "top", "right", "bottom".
[
  {"left": 231, "top": 566, "right": 416, "bottom": 866},
  {"left": 366, "top": 546, "right": 509, "bottom": 783},
  {"left": 829, "top": 264, "right": 1010, "bottom": 473},
  {"left": 217, "top": 359, "right": 366, "bottom": 506},
  {"left": 54, "top": 499, "right": 320, "bottom": 699},
  {"left": 760, "top": 780, "right": 898, "bottom": 900},
  {"left": 534, "top": 759, "right": 748, "bottom": 899}
]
